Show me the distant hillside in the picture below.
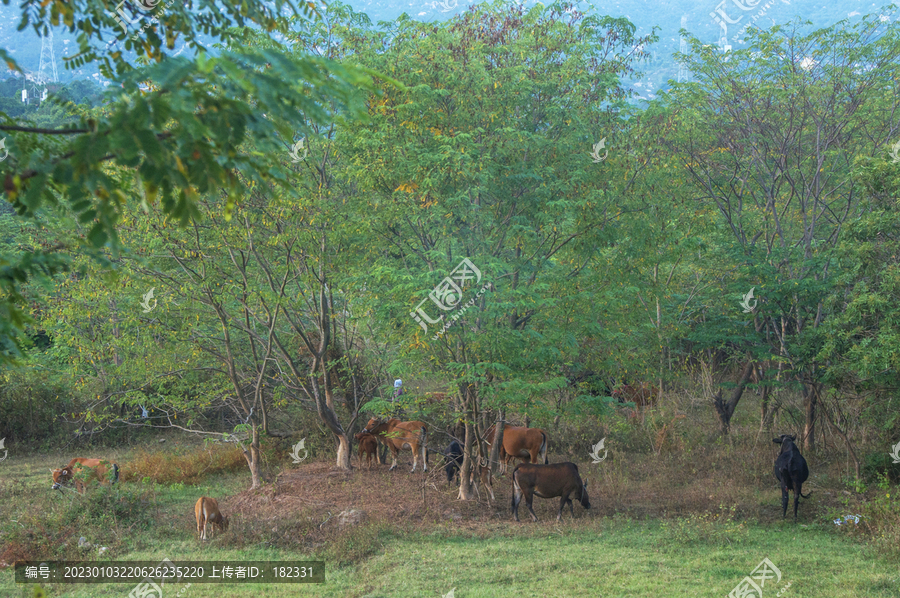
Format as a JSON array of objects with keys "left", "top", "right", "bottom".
[{"left": 0, "top": 0, "right": 889, "bottom": 92}]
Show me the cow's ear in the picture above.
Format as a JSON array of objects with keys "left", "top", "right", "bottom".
[{"left": 772, "top": 438, "right": 782, "bottom": 444}]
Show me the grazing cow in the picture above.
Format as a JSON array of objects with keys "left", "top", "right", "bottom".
[
  {"left": 484, "top": 424, "right": 548, "bottom": 473},
  {"left": 773, "top": 434, "right": 811, "bottom": 520},
  {"left": 194, "top": 496, "right": 229, "bottom": 540},
  {"left": 511, "top": 462, "right": 590, "bottom": 522},
  {"left": 362, "top": 417, "right": 428, "bottom": 472},
  {"left": 51, "top": 458, "right": 119, "bottom": 492},
  {"left": 355, "top": 432, "right": 378, "bottom": 469},
  {"left": 471, "top": 458, "right": 495, "bottom": 502},
  {"left": 444, "top": 440, "right": 463, "bottom": 485}
]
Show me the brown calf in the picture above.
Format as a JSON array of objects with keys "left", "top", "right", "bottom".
[
  {"left": 51, "top": 458, "right": 119, "bottom": 493},
  {"left": 355, "top": 432, "right": 378, "bottom": 469},
  {"left": 362, "top": 417, "right": 428, "bottom": 472},
  {"left": 194, "top": 496, "right": 229, "bottom": 540}
]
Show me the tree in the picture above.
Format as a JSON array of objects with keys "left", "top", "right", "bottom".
[
  {"left": 0, "top": 0, "right": 377, "bottom": 364},
  {"left": 340, "top": 0, "right": 655, "bottom": 497},
  {"left": 668, "top": 15, "right": 900, "bottom": 446}
]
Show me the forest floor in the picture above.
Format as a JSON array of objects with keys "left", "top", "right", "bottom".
[{"left": 1, "top": 438, "right": 898, "bottom": 597}]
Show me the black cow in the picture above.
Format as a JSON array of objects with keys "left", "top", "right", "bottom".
[
  {"left": 511, "top": 462, "right": 590, "bottom": 522},
  {"left": 773, "top": 434, "right": 811, "bottom": 520},
  {"left": 444, "top": 440, "right": 463, "bottom": 485}
]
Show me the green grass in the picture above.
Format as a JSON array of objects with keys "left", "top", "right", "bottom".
[{"left": 3, "top": 517, "right": 898, "bottom": 597}]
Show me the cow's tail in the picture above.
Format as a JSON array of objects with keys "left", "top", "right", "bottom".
[
  {"left": 112, "top": 463, "right": 120, "bottom": 484},
  {"left": 511, "top": 469, "right": 521, "bottom": 511},
  {"left": 540, "top": 432, "right": 548, "bottom": 464}
]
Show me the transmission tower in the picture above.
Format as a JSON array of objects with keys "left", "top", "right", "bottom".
[
  {"left": 677, "top": 15, "right": 688, "bottom": 83},
  {"left": 38, "top": 31, "right": 59, "bottom": 84}
]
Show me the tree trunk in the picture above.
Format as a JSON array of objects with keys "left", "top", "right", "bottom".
[
  {"left": 457, "top": 384, "right": 478, "bottom": 500},
  {"left": 802, "top": 381, "right": 819, "bottom": 452},
  {"left": 488, "top": 410, "right": 505, "bottom": 475},
  {"left": 336, "top": 433, "right": 351, "bottom": 470},
  {"left": 713, "top": 358, "right": 755, "bottom": 436},
  {"left": 241, "top": 426, "right": 262, "bottom": 490},
  {"left": 758, "top": 383, "right": 773, "bottom": 436}
]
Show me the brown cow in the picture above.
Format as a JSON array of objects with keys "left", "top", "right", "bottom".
[
  {"left": 194, "top": 496, "right": 229, "bottom": 540},
  {"left": 611, "top": 382, "right": 659, "bottom": 408},
  {"left": 612, "top": 383, "right": 659, "bottom": 422},
  {"left": 511, "top": 462, "right": 590, "bottom": 522},
  {"left": 362, "top": 417, "right": 428, "bottom": 472},
  {"left": 51, "top": 458, "right": 119, "bottom": 492},
  {"left": 355, "top": 432, "right": 378, "bottom": 469},
  {"left": 484, "top": 424, "right": 548, "bottom": 474}
]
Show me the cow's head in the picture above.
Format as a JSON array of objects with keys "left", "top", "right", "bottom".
[
  {"left": 51, "top": 465, "right": 73, "bottom": 490},
  {"left": 773, "top": 434, "right": 797, "bottom": 453},
  {"left": 219, "top": 514, "right": 230, "bottom": 532},
  {"left": 361, "top": 417, "right": 381, "bottom": 434},
  {"left": 579, "top": 478, "right": 591, "bottom": 509}
]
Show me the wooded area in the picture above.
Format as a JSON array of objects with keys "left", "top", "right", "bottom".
[{"left": 1, "top": 0, "right": 898, "bottom": 501}]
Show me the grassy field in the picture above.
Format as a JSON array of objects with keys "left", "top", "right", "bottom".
[
  {"left": 2, "top": 517, "right": 898, "bottom": 597},
  {"left": 2, "top": 440, "right": 899, "bottom": 598}
]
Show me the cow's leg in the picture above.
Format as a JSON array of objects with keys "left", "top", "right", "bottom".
[
  {"left": 793, "top": 477, "right": 801, "bottom": 520},
  {"left": 389, "top": 446, "right": 399, "bottom": 471},
  {"left": 421, "top": 442, "right": 428, "bottom": 472},
  {"left": 780, "top": 484, "right": 789, "bottom": 519},
  {"left": 524, "top": 488, "right": 538, "bottom": 522},
  {"left": 410, "top": 443, "right": 418, "bottom": 473}
]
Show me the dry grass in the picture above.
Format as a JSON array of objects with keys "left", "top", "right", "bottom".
[{"left": 120, "top": 443, "right": 246, "bottom": 485}]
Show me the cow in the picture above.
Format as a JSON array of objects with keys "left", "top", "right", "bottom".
[
  {"left": 354, "top": 432, "right": 378, "bottom": 469},
  {"left": 484, "top": 424, "right": 548, "bottom": 474},
  {"left": 612, "top": 383, "right": 659, "bottom": 422},
  {"left": 773, "top": 434, "right": 811, "bottom": 520},
  {"left": 194, "top": 496, "right": 229, "bottom": 541},
  {"left": 362, "top": 417, "right": 428, "bottom": 472},
  {"left": 471, "top": 458, "right": 495, "bottom": 502},
  {"left": 51, "top": 458, "right": 119, "bottom": 493},
  {"left": 511, "top": 462, "right": 590, "bottom": 522},
  {"left": 611, "top": 382, "right": 659, "bottom": 409},
  {"left": 444, "top": 440, "right": 463, "bottom": 484}
]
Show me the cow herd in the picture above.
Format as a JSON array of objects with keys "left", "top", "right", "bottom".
[{"left": 46, "top": 419, "right": 812, "bottom": 537}]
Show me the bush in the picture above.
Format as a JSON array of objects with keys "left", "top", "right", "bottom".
[{"left": 862, "top": 451, "right": 900, "bottom": 484}]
